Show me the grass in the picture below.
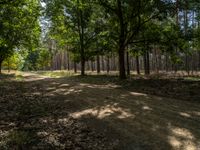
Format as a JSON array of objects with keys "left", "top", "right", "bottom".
[
  {"left": 33, "top": 70, "right": 76, "bottom": 78},
  {"left": 184, "top": 76, "right": 200, "bottom": 81}
]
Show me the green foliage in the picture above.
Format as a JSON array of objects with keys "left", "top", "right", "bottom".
[
  {"left": 0, "top": 0, "right": 41, "bottom": 67},
  {"left": 22, "top": 48, "right": 51, "bottom": 71},
  {"left": 2, "top": 52, "right": 22, "bottom": 70}
]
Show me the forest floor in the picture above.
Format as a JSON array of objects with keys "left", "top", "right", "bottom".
[{"left": 0, "top": 71, "right": 200, "bottom": 150}]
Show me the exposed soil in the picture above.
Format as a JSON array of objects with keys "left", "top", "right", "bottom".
[{"left": 0, "top": 72, "right": 200, "bottom": 150}]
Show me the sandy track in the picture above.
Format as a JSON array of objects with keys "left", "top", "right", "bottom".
[{"left": 0, "top": 73, "right": 200, "bottom": 150}]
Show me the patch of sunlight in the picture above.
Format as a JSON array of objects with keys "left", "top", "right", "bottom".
[
  {"left": 37, "top": 131, "right": 48, "bottom": 137},
  {"left": 192, "top": 111, "right": 200, "bottom": 116},
  {"left": 120, "top": 94, "right": 129, "bottom": 98},
  {"left": 59, "top": 84, "right": 70, "bottom": 88},
  {"left": 32, "top": 92, "right": 41, "bottom": 95},
  {"left": 130, "top": 92, "right": 147, "bottom": 96},
  {"left": 142, "top": 106, "right": 153, "bottom": 111},
  {"left": 70, "top": 104, "right": 134, "bottom": 119},
  {"left": 64, "top": 88, "right": 82, "bottom": 95},
  {"left": 171, "top": 127, "right": 194, "bottom": 139},
  {"left": 43, "top": 133, "right": 61, "bottom": 147},
  {"left": 79, "top": 83, "right": 120, "bottom": 89},
  {"left": 168, "top": 126, "right": 197, "bottom": 150},
  {"left": 51, "top": 82, "right": 60, "bottom": 85},
  {"left": 46, "top": 87, "right": 56, "bottom": 90},
  {"left": 55, "top": 88, "right": 67, "bottom": 93},
  {"left": 179, "top": 112, "right": 191, "bottom": 118},
  {"left": 0, "top": 130, "right": 11, "bottom": 146}
]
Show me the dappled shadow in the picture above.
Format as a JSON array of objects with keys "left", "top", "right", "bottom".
[{"left": 0, "top": 74, "right": 200, "bottom": 149}]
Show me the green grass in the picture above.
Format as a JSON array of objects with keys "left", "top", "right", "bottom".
[
  {"left": 34, "top": 71, "right": 76, "bottom": 78},
  {"left": 184, "top": 77, "right": 200, "bottom": 81}
]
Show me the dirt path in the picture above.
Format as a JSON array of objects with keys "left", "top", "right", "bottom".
[{"left": 0, "top": 73, "right": 200, "bottom": 150}]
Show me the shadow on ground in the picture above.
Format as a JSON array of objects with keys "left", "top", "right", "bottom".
[{"left": 0, "top": 74, "right": 200, "bottom": 150}]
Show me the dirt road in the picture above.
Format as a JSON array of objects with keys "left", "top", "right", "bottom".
[{"left": 0, "top": 73, "right": 200, "bottom": 149}]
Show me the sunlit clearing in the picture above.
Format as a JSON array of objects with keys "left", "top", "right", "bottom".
[
  {"left": 168, "top": 126, "right": 197, "bottom": 150},
  {"left": 130, "top": 92, "right": 147, "bottom": 96},
  {"left": 70, "top": 104, "right": 134, "bottom": 119}
]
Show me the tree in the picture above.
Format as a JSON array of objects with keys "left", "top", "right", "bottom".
[
  {"left": 97, "top": 0, "right": 171, "bottom": 79},
  {"left": 45, "top": 0, "right": 99, "bottom": 75},
  {"left": 0, "top": 0, "right": 41, "bottom": 73}
]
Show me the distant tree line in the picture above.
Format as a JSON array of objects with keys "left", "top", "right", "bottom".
[{"left": 1, "top": 0, "right": 200, "bottom": 79}]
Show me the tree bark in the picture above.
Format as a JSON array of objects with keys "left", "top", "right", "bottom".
[
  {"left": 0, "top": 59, "right": 2, "bottom": 74},
  {"left": 126, "top": 51, "right": 130, "bottom": 76},
  {"left": 146, "top": 51, "right": 150, "bottom": 74},
  {"left": 143, "top": 52, "right": 147, "bottom": 75},
  {"left": 74, "top": 62, "right": 77, "bottom": 73},
  {"left": 136, "top": 56, "right": 140, "bottom": 75},
  {"left": 117, "top": 0, "right": 126, "bottom": 79},
  {"left": 107, "top": 56, "right": 110, "bottom": 73},
  {"left": 78, "top": 0, "right": 85, "bottom": 76},
  {"left": 8, "top": 59, "right": 10, "bottom": 73},
  {"left": 91, "top": 61, "right": 94, "bottom": 72},
  {"left": 97, "top": 55, "right": 100, "bottom": 74},
  {"left": 165, "top": 53, "right": 169, "bottom": 72},
  {"left": 198, "top": 51, "right": 200, "bottom": 71},
  {"left": 101, "top": 56, "right": 104, "bottom": 71}
]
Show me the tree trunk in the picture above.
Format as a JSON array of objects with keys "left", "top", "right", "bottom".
[
  {"left": 117, "top": 0, "right": 126, "bottom": 79},
  {"left": 78, "top": 0, "right": 85, "bottom": 76},
  {"left": 185, "top": 54, "right": 189, "bottom": 75},
  {"left": 80, "top": 32, "right": 85, "bottom": 75},
  {"left": 165, "top": 54, "right": 169, "bottom": 72},
  {"left": 97, "top": 55, "right": 100, "bottom": 74},
  {"left": 74, "top": 62, "right": 77, "bottom": 73},
  {"left": 198, "top": 51, "right": 200, "bottom": 71},
  {"left": 143, "top": 52, "right": 147, "bottom": 75},
  {"left": 8, "top": 59, "right": 10, "bottom": 73},
  {"left": 0, "top": 59, "right": 2, "bottom": 74},
  {"left": 126, "top": 51, "right": 130, "bottom": 76},
  {"left": 146, "top": 51, "right": 150, "bottom": 74},
  {"left": 107, "top": 56, "right": 110, "bottom": 73},
  {"left": 101, "top": 56, "right": 104, "bottom": 71},
  {"left": 136, "top": 56, "right": 140, "bottom": 75},
  {"left": 118, "top": 47, "right": 126, "bottom": 79},
  {"left": 91, "top": 61, "right": 94, "bottom": 72}
]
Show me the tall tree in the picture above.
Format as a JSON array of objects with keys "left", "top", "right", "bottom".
[{"left": 97, "top": 0, "right": 171, "bottom": 79}]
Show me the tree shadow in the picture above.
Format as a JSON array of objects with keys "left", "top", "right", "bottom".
[{"left": 0, "top": 74, "right": 200, "bottom": 149}]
